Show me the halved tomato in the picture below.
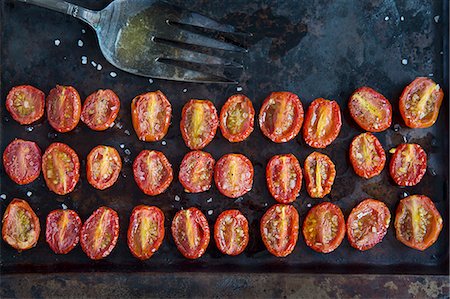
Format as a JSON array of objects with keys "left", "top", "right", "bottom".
[
  {"left": 266, "top": 154, "right": 302, "bottom": 204},
  {"left": 258, "top": 91, "right": 304, "bottom": 143},
  {"left": 6, "top": 85, "right": 45, "bottom": 125},
  {"left": 214, "top": 153, "right": 254, "bottom": 198},
  {"left": 304, "top": 152, "right": 336, "bottom": 198},
  {"left": 180, "top": 99, "right": 218, "bottom": 149},
  {"left": 46, "top": 85, "right": 81, "bottom": 133},
  {"left": 171, "top": 207, "right": 210, "bottom": 259},
  {"left": 348, "top": 87, "right": 392, "bottom": 132},
  {"left": 46, "top": 209, "right": 82, "bottom": 254},
  {"left": 303, "top": 98, "right": 342, "bottom": 148},
  {"left": 349, "top": 132, "right": 386, "bottom": 179},
  {"left": 42, "top": 142, "right": 80, "bottom": 195},
  {"left": 260, "top": 204, "right": 299, "bottom": 257},
  {"left": 80, "top": 206, "right": 119, "bottom": 260},
  {"left": 133, "top": 150, "right": 173, "bottom": 195},
  {"left": 3, "top": 139, "right": 41, "bottom": 185},
  {"left": 395, "top": 195, "right": 442, "bottom": 251},
  {"left": 81, "top": 89, "right": 120, "bottom": 131},
  {"left": 219, "top": 94, "right": 255, "bottom": 142},
  {"left": 399, "top": 77, "right": 444, "bottom": 128},
  {"left": 214, "top": 210, "right": 249, "bottom": 256},
  {"left": 389, "top": 143, "right": 427, "bottom": 186},
  {"left": 127, "top": 205, "right": 165, "bottom": 260},
  {"left": 178, "top": 150, "right": 215, "bottom": 193},
  {"left": 86, "top": 145, "right": 122, "bottom": 190},
  {"left": 347, "top": 199, "right": 391, "bottom": 251}
]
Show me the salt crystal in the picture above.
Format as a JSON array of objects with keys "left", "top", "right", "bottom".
[
  {"left": 400, "top": 16, "right": 405, "bottom": 21},
  {"left": 384, "top": 16, "right": 389, "bottom": 21},
  {"left": 0, "top": 194, "right": 6, "bottom": 200},
  {"left": 62, "top": 203, "right": 68, "bottom": 209},
  {"left": 124, "top": 149, "right": 131, "bottom": 155},
  {"left": 175, "top": 195, "right": 180, "bottom": 201},
  {"left": 206, "top": 198, "right": 213, "bottom": 203},
  {"left": 25, "top": 126, "right": 34, "bottom": 132},
  {"left": 54, "top": 39, "right": 60, "bottom": 46},
  {"left": 307, "top": 203, "right": 312, "bottom": 208},
  {"left": 78, "top": 40, "right": 84, "bottom": 47},
  {"left": 120, "top": 144, "right": 125, "bottom": 149},
  {"left": 401, "top": 59, "right": 408, "bottom": 65},
  {"left": 124, "top": 129, "right": 130, "bottom": 135},
  {"left": 91, "top": 61, "right": 97, "bottom": 67},
  {"left": 26, "top": 191, "right": 32, "bottom": 197},
  {"left": 182, "top": 88, "right": 187, "bottom": 93},
  {"left": 81, "top": 56, "right": 87, "bottom": 64},
  {"left": 434, "top": 15, "right": 440, "bottom": 23},
  {"left": 236, "top": 86, "right": 243, "bottom": 92},
  {"left": 161, "top": 140, "right": 167, "bottom": 146},
  {"left": 207, "top": 210, "right": 213, "bottom": 215},
  {"left": 97, "top": 64, "right": 102, "bottom": 71},
  {"left": 81, "top": 29, "right": 86, "bottom": 34},
  {"left": 429, "top": 73, "right": 434, "bottom": 77},
  {"left": 110, "top": 72, "right": 117, "bottom": 78},
  {"left": 149, "top": 78, "right": 153, "bottom": 84}
]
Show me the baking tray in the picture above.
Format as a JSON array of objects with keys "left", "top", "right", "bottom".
[{"left": 0, "top": 0, "right": 448, "bottom": 275}]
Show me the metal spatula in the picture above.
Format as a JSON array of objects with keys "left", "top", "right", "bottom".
[{"left": 16, "top": 0, "right": 250, "bottom": 83}]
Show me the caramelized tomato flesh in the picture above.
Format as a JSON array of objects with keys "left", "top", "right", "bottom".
[
  {"left": 46, "top": 209, "right": 82, "bottom": 254},
  {"left": 178, "top": 151, "right": 215, "bottom": 193},
  {"left": 266, "top": 154, "right": 302, "bottom": 203},
  {"left": 6, "top": 85, "right": 45, "bottom": 125},
  {"left": 389, "top": 143, "right": 427, "bottom": 186},
  {"left": 46, "top": 85, "right": 81, "bottom": 133},
  {"left": 133, "top": 150, "right": 173, "bottom": 196},
  {"left": 87, "top": 145, "right": 122, "bottom": 190},
  {"left": 349, "top": 132, "right": 386, "bottom": 179},
  {"left": 3, "top": 139, "right": 42, "bottom": 185},
  {"left": 304, "top": 152, "right": 336, "bottom": 198},
  {"left": 219, "top": 94, "right": 255, "bottom": 142},
  {"left": 214, "top": 210, "right": 249, "bottom": 256},
  {"left": 214, "top": 154, "right": 254, "bottom": 198},
  {"left": 81, "top": 89, "right": 120, "bottom": 131}
]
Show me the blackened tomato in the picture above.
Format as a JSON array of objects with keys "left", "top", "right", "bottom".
[
  {"left": 6, "top": 85, "right": 45, "bottom": 125},
  {"left": 214, "top": 153, "right": 254, "bottom": 198},
  {"left": 86, "top": 145, "right": 122, "bottom": 190},
  {"left": 304, "top": 152, "right": 336, "bottom": 198},
  {"left": 219, "top": 94, "right": 255, "bottom": 142},
  {"left": 3, "top": 139, "right": 41, "bottom": 185},
  {"left": 389, "top": 143, "right": 427, "bottom": 186},
  {"left": 214, "top": 210, "right": 249, "bottom": 256},
  {"left": 178, "top": 151, "right": 215, "bottom": 193},
  {"left": 133, "top": 150, "right": 173, "bottom": 196},
  {"left": 81, "top": 89, "right": 120, "bottom": 131},
  {"left": 266, "top": 154, "right": 302, "bottom": 204},
  {"left": 46, "top": 209, "right": 82, "bottom": 254},
  {"left": 349, "top": 132, "right": 386, "bottom": 179},
  {"left": 46, "top": 85, "right": 81, "bottom": 133}
]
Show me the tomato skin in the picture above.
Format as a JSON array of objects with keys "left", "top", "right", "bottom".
[
  {"left": 304, "top": 152, "right": 336, "bottom": 198},
  {"left": 219, "top": 94, "right": 255, "bottom": 142},
  {"left": 178, "top": 151, "right": 215, "bottom": 193},
  {"left": 46, "top": 209, "right": 82, "bottom": 254},
  {"left": 389, "top": 143, "right": 427, "bottom": 186},
  {"left": 214, "top": 153, "right": 254, "bottom": 198},
  {"left": 86, "top": 145, "right": 122, "bottom": 190},
  {"left": 259, "top": 91, "right": 304, "bottom": 143},
  {"left": 6, "top": 85, "right": 45, "bottom": 125},
  {"left": 2, "top": 198, "right": 40, "bottom": 251},
  {"left": 133, "top": 150, "right": 173, "bottom": 196},
  {"left": 349, "top": 132, "right": 386, "bottom": 179},
  {"left": 399, "top": 77, "right": 444, "bottom": 128},
  {"left": 214, "top": 210, "right": 249, "bottom": 256},
  {"left": 127, "top": 205, "right": 165, "bottom": 260},
  {"left": 266, "top": 154, "right": 302, "bottom": 204},
  {"left": 81, "top": 89, "right": 120, "bottom": 131},
  {"left": 46, "top": 85, "right": 81, "bottom": 133},
  {"left": 303, "top": 98, "right": 342, "bottom": 148},
  {"left": 3, "top": 139, "right": 42, "bottom": 185}
]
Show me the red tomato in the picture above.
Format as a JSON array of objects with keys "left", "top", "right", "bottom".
[
  {"left": 180, "top": 99, "right": 218, "bottom": 149},
  {"left": 266, "top": 154, "right": 302, "bottom": 204},
  {"left": 219, "top": 94, "right": 255, "bottom": 142},
  {"left": 46, "top": 85, "right": 81, "bottom": 133},
  {"left": 214, "top": 210, "right": 249, "bottom": 256},
  {"left": 349, "top": 132, "right": 386, "bottom": 179},
  {"left": 258, "top": 91, "right": 304, "bottom": 143},
  {"left": 214, "top": 153, "right": 254, "bottom": 198},
  {"left": 131, "top": 90, "right": 171, "bottom": 142},
  {"left": 2, "top": 198, "right": 40, "bottom": 251},
  {"left": 81, "top": 89, "right": 120, "bottom": 131},
  {"left": 389, "top": 143, "right": 427, "bottom": 186},
  {"left": 399, "top": 77, "right": 444, "bottom": 128},
  {"left": 86, "top": 145, "right": 122, "bottom": 190},
  {"left": 42, "top": 142, "right": 80, "bottom": 195},
  {"left": 260, "top": 204, "right": 299, "bottom": 257},
  {"left": 302, "top": 202, "right": 345, "bottom": 253},
  {"left": 304, "top": 151, "right": 336, "bottom": 198},
  {"left": 133, "top": 150, "right": 173, "bottom": 195},
  {"left": 3, "top": 139, "right": 41, "bottom": 185},
  {"left": 348, "top": 87, "right": 392, "bottom": 132},
  {"left": 80, "top": 206, "right": 120, "bottom": 260},
  {"left": 178, "top": 151, "right": 215, "bottom": 193},
  {"left": 171, "top": 207, "right": 210, "bottom": 259},
  {"left": 303, "top": 98, "right": 342, "bottom": 148},
  {"left": 395, "top": 195, "right": 443, "bottom": 251},
  {"left": 127, "top": 205, "right": 165, "bottom": 260},
  {"left": 347, "top": 199, "right": 391, "bottom": 251},
  {"left": 6, "top": 85, "right": 45, "bottom": 125},
  {"left": 46, "top": 209, "right": 82, "bottom": 254}
]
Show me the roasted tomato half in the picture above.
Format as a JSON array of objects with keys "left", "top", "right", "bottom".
[
  {"left": 6, "top": 85, "right": 45, "bottom": 125},
  {"left": 399, "top": 77, "right": 444, "bottom": 128},
  {"left": 304, "top": 152, "right": 336, "bottom": 198},
  {"left": 214, "top": 153, "right": 254, "bottom": 198},
  {"left": 349, "top": 132, "right": 386, "bottom": 179},
  {"left": 214, "top": 210, "right": 249, "bottom": 256},
  {"left": 81, "top": 89, "right": 120, "bottom": 131},
  {"left": 348, "top": 87, "right": 392, "bottom": 132},
  {"left": 86, "top": 145, "right": 122, "bottom": 190},
  {"left": 42, "top": 142, "right": 80, "bottom": 195},
  {"left": 258, "top": 91, "right": 304, "bottom": 143},
  {"left": 395, "top": 195, "right": 443, "bottom": 251},
  {"left": 127, "top": 205, "right": 165, "bottom": 260},
  {"left": 46, "top": 85, "right": 81, "bottom": 133},
  {"left": 266, "top": 154, "right": 302, "bottom": 204},
  {"left": 80, "top": 206, "right": 120, "bottom": 260},
  {"left": 171, "top": 207, "right": 210, "bottom": 259},
  {"left": 303, "top": 98, "right": 342, "bottom": 148},
  {"left": 133, "top": 150, "right": 173, "bottom": 196},
  {"left": 302, "top": 202, "right": 345, "bottom": 253},
  {"left": 180, "top": 99, "right": 218, "bottom": 150},
  {"left": 2, "top": 198, "right": 40, "bottom": 251},
  {"left": 389, "top": 143, "right": 427, "bottom": 186},
  {"left": 347, "top": 199, "right": 391, "bottom": 251},
  {"left": 3, "top": 139, "right": 41, "bottom": 185},
  {"left": 46, "top": 209, "right": 82, "bottom": 254},
  {"left": 219, "top": 94, "right": 255, "bottom": 142},
  {"left": 179, "top": 150, "right": 215, "bottom": 193}
]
